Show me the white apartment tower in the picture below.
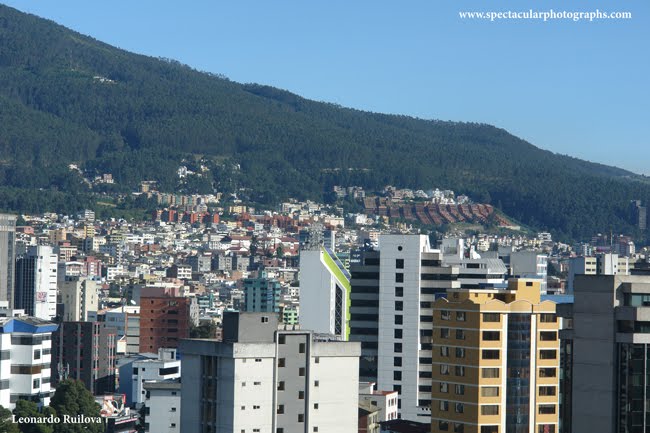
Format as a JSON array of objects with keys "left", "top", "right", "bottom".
[
  {"left": 376, "top": 235, "right": 460, "bottom": 422},
  {"left": 15, "top": 245, "right": 58, "bottom": 321},
  {"left": 299, "top": 246, "right": 351, "bottom": 340},
  {"left": 180, "top": 312, "right": 361, "bottom": 433},
  {"left": 60, "top": 277, "right": 98, "bottom": 322},
  {"left": 0, "top": 316, "right": 57, "bottom": 409}
]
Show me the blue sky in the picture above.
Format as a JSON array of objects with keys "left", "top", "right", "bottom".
[{"left": 3, "top": 0, "right": 649, "bottom": 174}]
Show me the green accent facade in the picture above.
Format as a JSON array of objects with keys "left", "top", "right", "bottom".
[{"left": 320, "top": 246, "right": 352, "bottom": 339}]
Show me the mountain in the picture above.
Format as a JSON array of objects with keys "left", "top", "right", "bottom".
[{"left": 0, "top": 4, "right": 648, "bottom": 240}]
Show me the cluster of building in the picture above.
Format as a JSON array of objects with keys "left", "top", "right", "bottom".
[{"left": 3, "top": 205, "right": 650, "bottom": 432}]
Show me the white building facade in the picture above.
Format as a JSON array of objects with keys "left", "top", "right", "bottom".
[{"left": 180, "top": 312, "right": 360, "bottom": 433}]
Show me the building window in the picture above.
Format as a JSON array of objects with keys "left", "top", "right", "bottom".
[
  {"left": 481, "top": 405, "right": 499, "bottom": 415},
  {"left": 440, "top": 328, "right": 450, "bottom": 339},
  {"left": 395, "top": 287, "right": 403, "bottom": 297},
  {"left": 538, "top": 404, "right": 556, "bottom": 414},
  {"left": 481, "top": 386, "right": 499, "bottom": 397},
  {"left": 298, "top": 414, "right": 304, "bottom": 423},
  {"left": 278, "top": 335, "right": 286, "bottom": 344},
  {"left": 482, "top": 350, "right": 500, "bottom": 360},
  {"left": 441, "top": 310, "right": 451, "bottom": 321},
  {"left": 456, "top": 329, "right": 466, "bottom": 340},
  {"left": 33, "top": 350, "right": 41, "bottom": 360},
  {"left": 253, "top": 405, "right": 260, "bottom": 409},
  {"left": 539, "top": 386, "right": 556, "bottom": 396},
  {"left": 455, "top": 384, "right": 465, "bottom": 395},
  {"left": 277, "top": 381, "right": 285, "bottom": 391},
  {"left": 482, "top": 313, "right": 500, "bottom": 322},
  {"left": 439, "top": 421, "right": 449, "bottom": 431},
  {"left": 539, "top": 331, "right": 557, "bottom": 341},
  {"left": 482, "top": 368, "right": 500, "bottom": 378},
  {"left": 440, "top": 346, "right": 449, "bottom": 357},
  {"left": 481, "top": 427, "right": 498, "bottom": 433},
  {"left": 314, "top": 403, "right": 319, "bottom": 409},
  {"left": 299, "top": 368, "right": 305, "bottom": 376},
  {"left": 394, "top": 329, "right": 403, "bottom": 339},
  {"left": 394, "top": 343, "right": 403, "bottom": 353},
  {"left": 299, "top": 343, "right": 306, "bottom": 353},
  {"left": 440, "top": 364, "right": 450, "bottom": 375},
  {"left": 394, "top": 371, "right": 402, "bottom": 381},
  {"left": 395, "top": 273, "right": 404, "bottom": 283},
  {"left": 299, "top": 391, "right": 305, "bottom": 400},
  {"left": 278, "top": 358, "right": 286, "bottom": 367},
  {"left": 314, "top": 380, "right": 319, "bottom": 387},
  {"left": 439, "top": 401, "right": 449, "bottom": 411},
  {"left": 394, "top": 357, "right": 402, "bottom": 367},
  {"left": 456, "top": 311, "right": 466, "bottom": 322},
  {"left": 395, "top": 301, "right": 403, "bottom": 311},
  {"left": 482, "top": 331, "right": 500, "bottom": 341},
  {"left": 537, "top": 426, "right": 555, "bottom": 433},
  {"left": 540, "top": 350, "right": 557, "bottom": 360},
  {"left": 454, "top": 423, "right": 465, "bottom": 433},
  {"left": 261, "top": 316, "right": 269, "bottom": 323},
  {"left": 455, "top": 347, "right": 465, "bottom": 358},
  {"left": 440, "top": 382, "right": 449, "bottom": 393},
  {"left": 539, "top": 368, "right": 556, "bottom": 378},
  {"left": 455, "top": 403, "right": 464, "bottom": 413},
  {"left": 539, "top": 313, "right": 557, "bottom": 323},
  {"left": 455, "top": 366, "right": 465, "bottom": 377},
  {"left": 395, "top": 315, "right": 403, "bottom": 325},
  {"left": 396, "top": 259, "right": 404, "bottom": 269},
  {"left": 33, "top": 378, "right": 40, "bottom": 389}
]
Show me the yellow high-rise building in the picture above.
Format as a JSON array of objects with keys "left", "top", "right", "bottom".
[{"left": 431, "top": 279, "right": 559, "bottom": 433}]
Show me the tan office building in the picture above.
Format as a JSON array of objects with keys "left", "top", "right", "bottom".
[{"left": 431, "top": 279, "right": 560, "bottom": 433}]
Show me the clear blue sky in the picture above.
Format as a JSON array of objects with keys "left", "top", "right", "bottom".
[{"left": 3, "top": 0, "right": 649, "bottom": 174}]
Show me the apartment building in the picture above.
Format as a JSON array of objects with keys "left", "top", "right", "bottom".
[
  {"left": 430, "top": 279, "right": 560, "bottom": 433},
  {"left": 0, "top": 316, "right": 57, "bottom": 409},
  {"left": 60, "top": 277, "right": 98, "bottom": 322},
  {"left": 14, "top": 245, "right": 58, "bottom": 321},
  {"left": 566, "top": 253, "right": 629, "bottom": 292},
  {"left": 299, "top": 246, "right": 351, "bottom": 340},
  {"left": 180, "top": 311, "right": 361, "bottom": 433},
  {"left": 52, "top": 321, "right": 117, "bottom": 395},
  {"left": 118, "top": 348, "right": 180, "bottom": 407},
  {"left": 143, "top": 379, "right": 181, "bottom": 433},
  {"left": 559, "top": 274, "right": 650, "bottom": 433}
]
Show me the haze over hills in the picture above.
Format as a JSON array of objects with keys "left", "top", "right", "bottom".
[{"left": 0, "top": 4, "right": 648, "bottom": 240}]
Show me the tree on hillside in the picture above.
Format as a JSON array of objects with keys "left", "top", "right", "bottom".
[
  {"left": 12, "top": 400, "right": 56, "bottom": 433},
  {"left": 0, "top": 405, "right": 19, "bottom": 433},
  {"left": 49, "top": 380, "right": 103, "bottom": 433}
]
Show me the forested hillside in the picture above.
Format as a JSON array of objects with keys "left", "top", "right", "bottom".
[{"left": 0, "top": 4, "right": 648, "bottom": 240}]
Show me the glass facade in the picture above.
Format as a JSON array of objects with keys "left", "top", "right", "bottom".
[
  {"left": 618, "top": 343, "right": 650, "bottom": 433},
  {"left": 506, "top": 314, "right": 532, "bottom": 433}
]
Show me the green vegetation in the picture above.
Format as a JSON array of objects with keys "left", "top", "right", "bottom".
[
  {"left": 49, "top": 380, "right": 103, "bottom": 433},
  {"left": 1, "top": 4, "right": 650, "bottom": 240},
  {"left": 0, "top": 405, "right": 20, "bottom": 433},
  {"left": 12, "top": 400, "right": 57, "bottom": 433}
]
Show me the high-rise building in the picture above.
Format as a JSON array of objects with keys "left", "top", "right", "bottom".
[
  {"left": 431, "top": 279, "right": 560, "bottom": 433},
  {"left": 118, "top": 348, "right": 181, "bottom": 407},
  {"left": 52, "top": 321, "right": 117, "bottom": 395},
  {"left": 0, "top": 316, "right": 58, "bottom": 409},
  {"left": 299, "top": 246, "right": 351, "bottom": 340},
  {"left": 139, "top": 286, "right": 198, "bottom": 354},
  {"left": 60, "top": 277, "right": 98, "bottom": 322},
  {"left": 15, "top": 245, "right": 58, "bottom": 320},
  {"left": 143, "top": 379, "right": 181, "bottom": 433},
  {"left": 0, "top": 214, "right": 17, "bottom": 308},
  {"left": 559, "top": 274, "right": 650, "bottom": 433},
  {"left": 566, "top": 253, "right": 630, "bottom": 292},
  {"left": 349, "top": 235, "right": 461, "bottom": 421},
  {"left": 630, "top": 200, "right": 647, "bottom": 230},
  {"left": 510, "top": 251, "right": 548, "bottom": 294},
  {"left": 349, "top": 248, "right": 381, "bottom": 383},
  {"left": 243, "top": 271, "right": 281, "bottom": 313},
  {"left": 180, "top": 312, "right": 361, "bottom": 433}
]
